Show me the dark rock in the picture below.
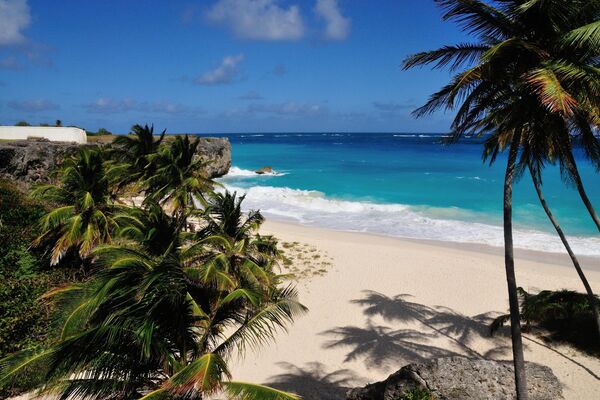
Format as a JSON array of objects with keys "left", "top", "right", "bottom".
[
  {"left": 0, "top": 137, "right": 232, "bottom": 187},
  {"left": 346, "top": 357, "right": 563, "bottom": 400},
  {"left": 255, "top": 166, "right": 273, "bottom": 175},
  {"left": 0, "top": 140, "right": 89, "bottom": 186}
]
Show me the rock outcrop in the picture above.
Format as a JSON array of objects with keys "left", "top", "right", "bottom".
[
  {"left": 255, "top": 166, "right": 273, "bottom": 175},
  {"left": 346, "top": 357, "right": 563, "bottom": 400},
  {"left": 0, "top": 139, "right": 88, "bottom": 186},
  {"left": 194, "top": 137, "right": 231, "bottom": 178},
  {"left": 0, "top": 137, "right": 231, "bottom": 186}
]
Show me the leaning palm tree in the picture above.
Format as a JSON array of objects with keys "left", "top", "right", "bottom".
[
  {"left": 403, "top": 1, "right": 600, "bottom": 398},
  {"left": 0, "top": 200, "right": 306, "bottom": 399},
  {"left": 511, "top": 130, "right": 600, "bottom": 341},
  {"left": 30, "top": 148, "right": 120, "bottom": 265},
  {"left": 144, "top": 135, "right": 215, "bottom": 223}
]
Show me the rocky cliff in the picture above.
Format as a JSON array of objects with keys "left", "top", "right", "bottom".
[
  {"left": 194, "top": 137, "right": 231, "bottom": 179},
  {"left": 0, "top": 137, "right": 231, "bottom": 186},
  {"left": 346, "top": 357, "right": 562, "bottom": 400}
]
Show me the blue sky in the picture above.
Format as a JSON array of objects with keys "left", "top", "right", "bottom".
[{"left": 0, "top": 0, "right": 470, "bottom": 133}]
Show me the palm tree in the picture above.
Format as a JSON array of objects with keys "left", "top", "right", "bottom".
[
  {"left": 109, "top": 124, "right": 166, "bottom": 191},
  {"left": 114, "top": 200, "right": 184, "bottom": 257},
  {"left": 30, "top": 148, "right": 120, "bottom": 265},
  {"left": 1, "top": 197, "right": 306, "bottom": 400},
  {"left": 187, "top": 191, "right": 285, "bottom": 290},
  {"left": 144, "top": 135, "right": 215, "bottom": 223},
  {"left": 403, "top": 1, "right": 600, "bottom": 398}
]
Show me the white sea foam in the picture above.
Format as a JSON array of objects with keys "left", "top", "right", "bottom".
[
  {"left": 224, "top": 166, "right": 288, "bottom": 177},
  {"left": 221, "top": 184, "right": 600, "bottom": 257}
]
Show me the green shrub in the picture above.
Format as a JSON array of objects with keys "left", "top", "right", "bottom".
[
  {"left": 401, "top": 388, "right": 436, "bottom": 400},
  {"left": 491, "top": 288, "right": 599, "bottom": 354},
  {"left": 0, "top": 181, "right": 73, "bottom": 358},
  {"left": 87, "top": 127, "right": 112, "bottom": 136}
]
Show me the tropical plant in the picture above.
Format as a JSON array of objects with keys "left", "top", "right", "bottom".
[
  {"left": 491, "top": 288, "right": 600, "bottom": 353},
  {"left": 403, "top": 1, "right": 600, "bottom": 397},
  {"left": 400, "top": 388, "right": 437, "bottom": 400},
  {"left": 109, "top": 124, "right": 166, "bottom": 190},
  {"left": 0, "top": 195, "right": 306, "bottom": 400},
  {"left": 144, "top": 135, "right": 215, "bottom": 222},
  {"left": 114, "top": 200, "right": 184, "bottom": 257},
  {"left": 30, "top": 148, "right": 120, "bottom": 266}
]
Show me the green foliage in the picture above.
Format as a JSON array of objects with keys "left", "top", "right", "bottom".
[
  {"left": 14, "top": 120, "right": 29, "bottom": 126},
  {"left": 400, "top": 388, "right": 436, "bottom": 400},
  {"left": 86, "top": 127, "right": 112, "bottom": 136},
  {"left": 1, "top": 191, "right": 305, "bottom": 398},
  {"left": 0, "top": 180, "right": 76, "bottom": 396},
  {"left": 491, "top": 288, "right": 600, "bottom": 354},
  {"left": 30, "top": 148, "right": 119, "bottom": 265}
]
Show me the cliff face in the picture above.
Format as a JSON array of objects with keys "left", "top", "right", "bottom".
[
  {"left": 0, "top": 137, "right": 231, "bottom": 186},
  {"left": 0, "top": 140, "right": 86, "bottom": 186}
]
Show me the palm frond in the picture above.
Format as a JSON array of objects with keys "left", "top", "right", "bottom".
[{"left": 223, "top": 381, "right": 301, "bottom": 400}]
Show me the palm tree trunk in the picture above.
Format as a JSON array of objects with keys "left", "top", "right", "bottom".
[
  {"left": 504, "top": 132, "right": 528, "bottom": 400},
  {"left": 567, "top": 153, "right": 600, "bottom": 232},
  {"left": 529, "top": 165, "right": 600, "bottom": 342}
]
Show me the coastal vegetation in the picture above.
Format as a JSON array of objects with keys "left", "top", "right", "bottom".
[
  {"left": 491, "top": 288, "right": 600, "bottom": 355},
  {"left": 0, "top": 126, "right": 306, "bottom": 399},
  {"left": 0, "top": 180, "right": 83, "bottom": 398},
  {"left": 403, "top": 0, "right": 600, "bottom": 398}
]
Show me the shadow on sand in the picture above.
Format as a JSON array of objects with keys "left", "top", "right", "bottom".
[
  {"left": 264, "top": 290, "right": 598, "bottom": 398},
  {"left": 320, "top": 290, "right": 511, "bottom": 372},
  {"left": 265, "top": 361, "right": 362, "bottom": 400}
]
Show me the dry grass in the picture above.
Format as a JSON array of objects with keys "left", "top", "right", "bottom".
[{"left": 279, "top": 241, "right": 334, "bottom": 283}]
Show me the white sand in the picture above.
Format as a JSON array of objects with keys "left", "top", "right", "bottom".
[{"left": 229, "top": 220, "right": 600, "bottom": 400}]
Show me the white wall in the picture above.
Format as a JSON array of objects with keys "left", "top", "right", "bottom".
[{"left": 0, "top": 126, "right": 87, "bottom": 144}]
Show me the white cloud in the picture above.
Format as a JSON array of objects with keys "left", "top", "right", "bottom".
[
  {"left": 373, "top": 101, "right": 415, "bottom": 112},
  {"left": 85, "top": 98, "right": 137, "bottom": 114},
  {"left": 314, "top": 0, "right": 350, "bottom": 40},
  {"left": 207, "top": 0, "right": 304, "bottom": 41},
  {"left": 247, "top": 101, "right": 326, "bottom": 116},
  {"left": 196, "top": 54, "right": 244, "bottom": 85},
  {"left": 84, "top": 98, "right": 199, "bottom": 115},
  {"left": 0, "top": 0, "right": 31, "bottom": 46},
  {"left": 8, "top": 98, "right": 59, "bottom": 112}
]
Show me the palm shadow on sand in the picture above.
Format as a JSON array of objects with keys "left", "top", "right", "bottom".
[
  {"left": 265, "top": 361, "right": 362, "bottom": 400},
  {"left": 320, "top": 290, "right": 512, "bottom": 373}
]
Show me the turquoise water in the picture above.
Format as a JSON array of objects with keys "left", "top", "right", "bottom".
[{"left": 211, "top": 133, "right": 600, "bottom": 256}]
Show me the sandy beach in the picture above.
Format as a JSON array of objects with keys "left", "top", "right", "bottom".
[{"left": 229, "top": 220, "right": 600, "bottom": 400}]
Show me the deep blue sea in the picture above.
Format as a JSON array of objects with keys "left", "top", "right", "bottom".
[{"left": 208, "top": 132, "right": 600, "bottom": 256}]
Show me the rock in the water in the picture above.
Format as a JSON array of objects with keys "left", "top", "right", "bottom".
[
  {"left": 255, "top": 166, "right": 273, "bottom": 175},
  {"left": 346, "top": 357, "right": 563, "bottom": 400}
]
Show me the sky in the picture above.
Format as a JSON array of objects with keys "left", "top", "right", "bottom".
[{"left": 0, "top": 0, "right": 471, "bottom": 133}]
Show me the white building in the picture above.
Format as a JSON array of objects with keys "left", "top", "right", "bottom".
[{"left": 0, "top": 126, "right": 87, "bottom": 144}]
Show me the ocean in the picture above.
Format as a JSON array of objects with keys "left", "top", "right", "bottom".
[{"left": 210, "top": 132, "right": 600, "bottom": 257}]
